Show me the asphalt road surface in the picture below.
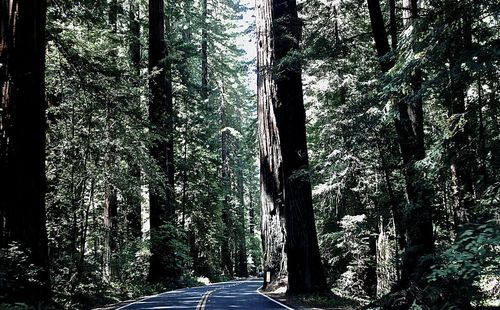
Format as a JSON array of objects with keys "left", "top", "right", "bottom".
[{"left": 116, "top": 278, "right": 292, "bottom": 310}]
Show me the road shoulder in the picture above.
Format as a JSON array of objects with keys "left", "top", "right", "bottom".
[{"left": 259, "top": 289, "right": 361, "bottom": 310}]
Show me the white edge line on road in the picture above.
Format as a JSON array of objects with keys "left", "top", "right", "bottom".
[
  {"left": 256, "top": 286, "right": 294, "bottom": 310},
  {"left": 114, "top": 279, "right": 242, "bottom": 310},
  {"left": 115, "top": 293, "right": 160, "bottom": 310}
]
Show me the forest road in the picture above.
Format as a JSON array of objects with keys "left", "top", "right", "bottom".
[{"left": 115, "top": 278, "right": 293, "bottom": 309}]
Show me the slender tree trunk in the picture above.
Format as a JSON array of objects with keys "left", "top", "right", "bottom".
[
  {"left": 179, "top": 0, "right": 193, "bottom": 233},
  {"left": 126, "top": 0, "right": 143, "bottom": 240},
  {"left": 367, "top": 0, "right": 394, "bottom": 71},
  {"left": 389, "top": 0, "right": 397, "bottom": 49},
  {"left": 0, "top": 0, "right": 51, "bottom": 302},
  {"left": 257, "top": 0, "right": 327, "bottom": 294},
  {"left": 129, "top": 0, "right": 141, "bottom": 77},
  {"left": 148, "top": 0, "right": 176, "bottom": 283},
  {"left": 201, "top": 0, "right": 209, "bottom": 101},
  {"left": 249, "top": 192, "right": 255, "bottom": 236},
  {"left": 376, "top": 140, "right": 405, "bottom": 261},
  {"left": 236, "top": 104, "right": 248, "bottom": 278},
  {"left": 103, "top": 184, "right": 117, "bottom": 281},
  {"left": 219, "top": 80, "right": 233, "bottom": 276},
  {"left": 102, "top": 0, "right": 120, "bottom": 282}
]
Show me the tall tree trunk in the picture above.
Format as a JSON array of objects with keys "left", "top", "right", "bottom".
[
  {"left": 219, "top": 80, "right": 233, "bottom": 277},
  {"left": 179, "top": 0, "right": 193, "bottom": 233},
  {"left": 367, "top": 0, "right": 394, "bottom": 71},
  {"left": 257, "top": 0, "right": 287, "bottom": 290},
  {"left": 126, "top": 0, "right": 143, "bottom": 240},
  {"left": 389, "top": 0, "right": 397, "bottom": 49},
  {"left": 257, "top": 0, "right": 327, "bottom": 294},
  {"left": 0, "top": 0, "right": 51, "bottom": 303},
  {"left": 376, "top": 139, "right": 404, "bottom": 275},
  {"left": 148, "top": 0, "right": 175, "bottom": 283},
  {"left": 367, "top": 0, "right": 434, "bottom": 292},
  {"left": 236, "top": 170, "right": 248, "bottom": 278},
  {"left": 103, "top": 184, "right": 117, "bottom": 281},
  {"left": 102, "top": 0, "right": 120, "bottom": 282},
  {"left": 447, "top": 12, "right": 475, "bottom": 229},
  {"left": 236, "top": 103, "right": 248, "bottom": 278},
  {"left": 201, "top": 0, "right": 208, "bottom": 101}
]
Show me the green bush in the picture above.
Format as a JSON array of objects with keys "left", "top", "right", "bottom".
[
  {"left": 0, "top": 243, "right": 43, "bottom": 304},
  {"left": 427, "top": 220, "right": 500, "bottom": 308}
]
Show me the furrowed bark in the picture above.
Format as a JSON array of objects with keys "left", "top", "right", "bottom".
[
  {"left": 258, "top": 0, "right": 327, "bottom": 294},
  {"left": 0, "top": 0, "right": 51, "bottom": 302}
]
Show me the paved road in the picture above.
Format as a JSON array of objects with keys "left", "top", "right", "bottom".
[{"left": 116, "top": 278, "right": 292, "bottom": 309}]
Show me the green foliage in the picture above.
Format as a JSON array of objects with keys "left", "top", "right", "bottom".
[
  {"left": 0, "top": 243, "right": 42, "bottom": 303},
  {"left": 39, "top": 0, "right": 259, "bottom": 307},
  {"left": 296, "top": 292, "right": 361, "bottom": 309},
  {"left": 0, "top": 303, "right": 29, "bottom": 310},
  {"left": 325, "top": 215, "right": 374, "bottom": 300},
  {"left": 302, "top": 0, "right": 499, "bottom": 306},
  {"left": 427, "top": 220, "right": 500, "bottom": 307},
  {"left": 149, "top": 223, "right": 190, "bottom": 288}
]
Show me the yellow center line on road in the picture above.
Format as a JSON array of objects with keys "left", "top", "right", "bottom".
[
  {"left": 196, "top": 290, "right": 213, "bottom": 310},
  {"left": 195, "top": 281, "right": 247, "bottom": 310}
]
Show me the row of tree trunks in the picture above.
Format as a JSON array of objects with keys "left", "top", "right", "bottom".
[
  {"left": 0, "top": 0, "right": 51, "bottom": 303},
  {"left": 257, "top": 0, "right": 327, "bottom": 294}
]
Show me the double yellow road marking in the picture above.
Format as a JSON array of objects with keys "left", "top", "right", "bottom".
[
  {"left": 196, "top": 290, "right": 213, "bottom": 310},
  {"left": 195, "top": 281, "right": 247, "bottom": 310}
]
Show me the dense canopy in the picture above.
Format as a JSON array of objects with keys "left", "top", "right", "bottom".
[{"left": 0, "top": 0, "right": 498, "bottom": 309}]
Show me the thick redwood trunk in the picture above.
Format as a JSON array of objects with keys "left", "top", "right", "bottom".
[
  {"left": 257, "top": 0, "right": 327, "bottom": 294},
  {"left": 148, "top": 0, "right": 175, "bottom": 283},
  {"left": 257, "top": 0, "right": 287, "bottom": 290},
  {"left": 0, "top": 0, "right": 50, "bottom": 302}
]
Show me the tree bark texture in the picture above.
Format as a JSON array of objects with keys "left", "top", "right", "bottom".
[
  {"left": 148, "top": 0, "right": 175, "bottom": 283},
  {"left": 257, "top": 0, "right": 327, "bottom": 294},
  {"left": 257, "top": 0, "right": 287, "bottom": 290},
  {"left": 0, "top": 0, "right": 51, "bottom": 302}
]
